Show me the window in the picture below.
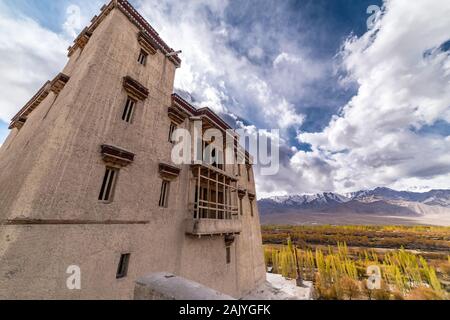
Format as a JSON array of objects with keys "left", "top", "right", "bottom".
[
  {"left": 250, "top": 199, "right": 254, "bottom": 217},
  {"left": 99, "top": 167, "right": 118, "bottom": 202},
  {"left": 247, "top": 166, "right": 251, "bottom": 182},
  {"left": 211, "top": 148, "right": 224, "bottom": 170},
  {"left": 116, "top": 253, "right": 131, "bottom": 279},
  {"left": 239, "top": 197, "right": 243, "bottom": 216},
  {"left": 237, "top": 164, "right": 241, "bottom": 177},
  {"left": 122, "top": 97, "right": 136, "bottom": 123},
  {"left": 138, "top": 49, "right": 148, "bottom": 65},
  {"left": 168, "top": 122, "right": 177, "bottom": 143},
  {"left": 226, "top": 247, "right": 231, "bottom": 264},
  {"left": 159, "top": 180, "right": 170, "bottom": 208}
]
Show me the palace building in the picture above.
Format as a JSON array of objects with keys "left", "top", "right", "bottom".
[{"left": 0, "top": 0, "right": 266, "bottom": 299}]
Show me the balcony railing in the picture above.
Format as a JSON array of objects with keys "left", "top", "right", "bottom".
[
  {"left": 191, "top": 163, "right": 239, "bottom": 219},
  {"left": 187, "top": 163, "right": 241, "bottom": 236}
]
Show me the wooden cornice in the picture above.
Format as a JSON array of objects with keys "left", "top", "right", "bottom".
[
  {"left": 168, "top": 104, "right": 192, "bottom": 125},
  {"left": 172, "top": 93, "right": 196, "bottom": 114},
  {"left": 159, "top": 163, "right": 181, "bottom": 180},
  {"left": 195, "top": 107, "right": 232, "bottom": 131},
  {"left": 123, "top": 76, "right": 149, "bottom": 100},
  {"left": 66, "top": 1, "right": 181, "bottom": 67},
  {"left": 50, "top": 73, "right": 70, "bottom": 95},
  {"left": 116, "top": 0, "right": 181, "bottom": 67},
  {"left": 171, "top": 94, "right": 232, "bottom": 131},
  {"left": 137, "top": 31, "right": 158, "bottom": 55},
  {"left": 238, "top": 188, "right": 247, "bottom": 199},
  {"left": 248, "top": 193, "right": 256, "bottom": 201},
  {"left": 68, "top": 27, "right": 93, "bottom": 57},
  {"left": 9, "top": 82, "right": 50, "bottom": 129},
  {"left": 101, "top": 144, "right": 135, "bottom": 167},
  {"left": 13, "top": 117, "right": 27, "bottom": 130},
  {"left": 9, "top": 73, "right": 70, "bottom": 130}
]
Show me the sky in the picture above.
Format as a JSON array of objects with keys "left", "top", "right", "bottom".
[{"left": 0, "top": 0, "right": 449, "bottom": 198}]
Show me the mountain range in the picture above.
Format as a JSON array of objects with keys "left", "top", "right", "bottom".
[{"left": 258, "top": 187, "right": 450, "bottom": 226}]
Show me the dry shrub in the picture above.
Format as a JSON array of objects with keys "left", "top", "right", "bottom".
[{"left": 407, "top": 287, "right": 446, "bottom": 300}]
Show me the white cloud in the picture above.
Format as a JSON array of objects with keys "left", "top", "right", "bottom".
[
  {"left": 273, "top": 52, "right": 302, "bottom": 67},
  {"left": 0, "top": 13, "right": 68, "bottom": 123},
  {"left": 2, "top": 0, "right": 448, "bottom": 197},
  {"left": 0, "top": 2, "right": 102, "bottom": 125},
  {"left": 248, "top": 46, "right": 264, "bottom": 59},
  {"left": 294, "top": 0, "right": 450, "bottom": 193},
  {"left": 136, "top": 0, "right": 306, "bottom": 130}
]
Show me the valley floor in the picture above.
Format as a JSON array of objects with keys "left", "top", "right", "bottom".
[
  {"left": 261, "top": 211, "right": 450, "bottom": 227},
  {"left": 262, "top": 225, "right": 450, "bottom": 300}
]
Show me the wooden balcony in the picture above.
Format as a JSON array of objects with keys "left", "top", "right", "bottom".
[{"left": 185, "top": 218, "right": 242, "bottom": 236}]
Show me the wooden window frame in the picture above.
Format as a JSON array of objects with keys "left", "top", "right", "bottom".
[
  {"left": 159, "top": 180, "right": 171, "bottom": 208},
  {"left": 138, "top": 49, "right": 148, "bottom": 65},
  {"left": 99, "top": 166, "right": 119, "bottom": 203},
  {"left": 168, "top": 122, "right": 177, "bottom": 143},
  {"left": 116, "top": 253, "right": 131, "bottom": 279},
  {"left": 226, "top": 247, "right": 231, "bottom": 264},
  {"left": 122, "top": 96, "right": 136, "bottom": 123}
]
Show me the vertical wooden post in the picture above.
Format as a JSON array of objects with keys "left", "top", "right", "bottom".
[
  {"left": 207, "top": 168, "right": 211, "bottom": 219},
  {"left": 216, "top": 173, "right": 219, "bottom": 220},
  {"left": 223, "top": 175, "right": 226, "bottom": 219},
  {"left": 196, "top": 166, "right": 201, "bottom": 219}
]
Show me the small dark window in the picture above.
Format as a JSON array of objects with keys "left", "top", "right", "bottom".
[
  {"left": 237, "top": 164, "right": 241, "bottom": 177},
  {"left": 226, "top": 247, "right": 231, "bottom": 264},
  {"left": 116, "top": 253, "right": 131, "bottom": 279},
  {"left": 122, "top": 97, "right": 136, "bottom": 123},
  {"left": 138, "top": 49, "right": 148, "bottom": 65},
  {"left": 168, "top": 123, "right": 177, "bottom": 143},
  {"left": 159, "top": 180, "right": 170, "bottom": 208},
  {"left": 211, "top": 148, "right": 217, "bottom": 168},
  {"left": 250, "top": 199, "right": 254, "bottom": 217},
  {"left": 247, "top": 166, "right": 251, "bottom": 182},
  {"left": 239, "top": 197, "right": 243, "bottom": 216},
  {"left": 211, "top": 149, "right": 224, "bottom": 170},
  {"left": 99, "top": 167, "right": 118, "bottom": 202}
]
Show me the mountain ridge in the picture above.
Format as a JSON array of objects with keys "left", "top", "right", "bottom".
[
  {"left": 258, "top": 187, "right": 450, "bottom": 226},
  {"left": 260, "top": 187, "right": 450, "bottom": 208}
]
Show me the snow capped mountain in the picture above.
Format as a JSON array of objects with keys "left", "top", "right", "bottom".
[
  {"left": 258, "top": 188, "right": 450, "bottom": 226},
  {"left": 270, "top": 193, "right": 350, "bottom": 206},
  {"left": 261, "top": 188, "right": 450, "bottom": 208}
]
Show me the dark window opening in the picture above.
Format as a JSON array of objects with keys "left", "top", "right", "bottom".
[
  {"left": 116, "top": 253, "right": 131, "bottom": 279},
  {"left": 250, "top": 199, "right": 254, "bottom": 217},
  {"left": 138, "top": 49, "right": 148, "bottom": 65},
  {"left": 122, "top": 97, "right": 136, "bottom": 123},
  {"left": 226, "top": 247, "right": 231, "bottom": 264},
  {"left": 211, "top": 148, "right": 224, "bottom": 170},
  {"left": 99, "top": 167, "right": 118, "bottom": 202},
  {"left": 168, "top": 122, "right": 177, "bottom": 143},
  {"left": 159, "top": 180, "right": 170, "bottom": 208},
  {"left": 247, "top": 167, "right": 251, "bottom": 182},
  {"left": 239, "top": 197, "right": 243, "bottom": 216}
]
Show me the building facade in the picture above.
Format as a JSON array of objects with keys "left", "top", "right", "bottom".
[{"left": 0, "top": 0, "right": 266, "bottom": 299}]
